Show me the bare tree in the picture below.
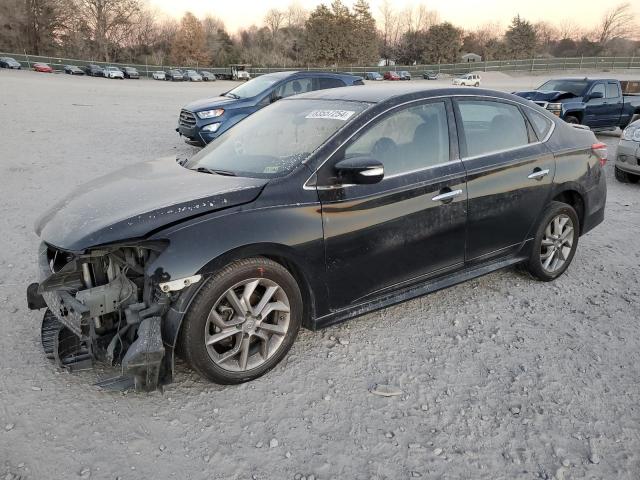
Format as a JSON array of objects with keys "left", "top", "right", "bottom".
[
  {"left": 264, "top": 8, "right": 285, "bottom": 38},
  {"left": 595, "top": 2, "right": 636, "bottom": 45},
  {"left": 284, "top": 1, "right": 307, "bottom": 29},
  {"left": 557, "top": 18, "right": 582, "bottom": 40},
  {"left": 76, "top": 0, "right": 142, "bottom": 61},
  {"left": 401, "top": 2, "right": 439, "bottom": 33}
]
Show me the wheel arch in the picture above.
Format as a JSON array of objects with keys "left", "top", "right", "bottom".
[
  {"left": 551, "top": 188, "right": 585, "bottom": 234},
  {"left": 563, "top": 109, "right": 584, "bottom": 123},
  {"left": 164, "top": 242, "right": 320, "bottom": 346}
]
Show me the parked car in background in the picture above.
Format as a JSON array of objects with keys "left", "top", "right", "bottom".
[
  {"left": 365, "top": 72, "right": 383, "bottom": 81},
  {"left": 398, "top": 71, "right": 411, "bottom": 80},
  {"left": 615, "top": 119, "right": 640, "bottom": 183},
  {"left": 0, "top": 57, "right": 21, "bottom": 69},
  {"left": 177, "top": 71, "right": 364, "bottom": 146},
  {"left": 63, "top": 65, "right": 84, "bottom": 75},
  {"left": 513, "top": 78, "right": 640, "bottom": 130},
  {"left": 152, "top": 71, "right": 166, "bottom": 80},
  {"left": 33, "top": 63, "right": 53, "bottom": 73},
  {"left": 200, "top": 71, "right": 216, "bottom": 81},
  {"left": 84, "top": 64, "right": 104, "bottom": 77},
  {"left": 383, "top": 71, "right": 401, "bottom": 81},
  {"left": 166, "top": 69, "right": 184, "bottom": 81},
  {"left": 28, "top": 85, "right": 607, "bottom": 390},
  {"left": 104, "top": 66, "right": 124, "bottom": 79},
  {"left": 453, "top": 73, "right": 481, "bottom": 86},
  {"left": 123, "top": 67, "right": 139, "bottom": 79},
  {"left": 423, "top": 71, "right": 438, "bottom": 80},
  {"left": 184, "top": 70, "right": 203, "bottom": 82}
]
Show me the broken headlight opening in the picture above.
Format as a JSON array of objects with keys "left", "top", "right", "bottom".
[{"left": 27, "top": 240, "right": 200, "bottom": 392}]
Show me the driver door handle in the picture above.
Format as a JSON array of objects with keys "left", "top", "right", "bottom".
[
  {"left": 432, "top": 189, "right": 463, "bottom": 202},
  {"left": 528, "top": 168, "right": 549, "bottom": 180}
]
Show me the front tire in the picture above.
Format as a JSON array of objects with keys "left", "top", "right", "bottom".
[
  {"left": 179, "top": 257, "right": 303, "bottom": 384},
  {"left": 526, "top": 201, "right": 579, "bottom": 281},
  {"left": 565, "top": 115, "right": 580, "bottom": 125}
]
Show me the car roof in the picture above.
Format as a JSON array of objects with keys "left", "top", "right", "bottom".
[{"left": 292, "top": 84, "right": 523, "bottom": 105}]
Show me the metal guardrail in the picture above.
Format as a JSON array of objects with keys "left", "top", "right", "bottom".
[{"left": 1, "top": 52, "right": 639, "bottom": 78}]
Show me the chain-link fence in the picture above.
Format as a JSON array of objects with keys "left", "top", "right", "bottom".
[{"left": 2, "top": 52, "right": 639, "bottom": 79}]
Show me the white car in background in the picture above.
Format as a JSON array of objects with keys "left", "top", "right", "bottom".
[
  {"left": 152, "top": 71, "right": 166, "bottom": 80},
  {"left": 104, "top": 66, "right": 124, "bottom": 79},
  {"left": 453, "top": 73, "right": 481, "bottom": 87}
]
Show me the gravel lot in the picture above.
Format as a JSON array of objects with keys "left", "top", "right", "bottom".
[{"left": 1, "top": 69, "right": 639, "bottom": 480}]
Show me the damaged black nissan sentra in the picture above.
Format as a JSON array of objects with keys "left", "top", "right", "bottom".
[{"left": 27, "top": 85, "right": 607, "bottom": 391}]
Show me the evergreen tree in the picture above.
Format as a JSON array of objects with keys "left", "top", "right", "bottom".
[{"left": 505, "top": 15, "right": 537, "bottom": 59}]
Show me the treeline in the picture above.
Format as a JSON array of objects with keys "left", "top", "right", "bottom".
[{"left": 0, "top": 0, "right": 638, "bottom": 67}]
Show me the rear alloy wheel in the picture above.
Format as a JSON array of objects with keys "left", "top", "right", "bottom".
[
  {"left": 615, "top": 166, "right": 640, "bottom": 183},
  {"left": 526, "top": 201, "right": 579, "bottom": 281},
  {"left": 179, "top": 257, "right": 302, "bottom": 384}
]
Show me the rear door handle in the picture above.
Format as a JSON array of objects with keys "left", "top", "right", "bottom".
[
  {"left": 528, "top": 168, "right": 549, "bottom": 180},
  {"left": 432, "top": 189, "right": 463, "bottom": 202}
]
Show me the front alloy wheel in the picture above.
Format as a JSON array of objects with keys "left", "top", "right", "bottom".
[
  {"left": 205, "top": 278, "right": 291, "bottom": 372},
  {"left": 179, "top": 257, "right": 302, "bottom": 384}
]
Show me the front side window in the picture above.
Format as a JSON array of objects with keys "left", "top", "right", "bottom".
[
  {"left": 276, "top": 78, "right": 313, "bottom": 98},
  {"left": 457, "top": 100, "right": 529, "bottom": 157},
  {"left": 344, "top": 101, "right": 450, "bottom": 176},
  {"left": 187, "top": 99, "right": 369, "bottom": 178},
  {"left": 590, "top": 83, "right": 606, "bottom": 98}
]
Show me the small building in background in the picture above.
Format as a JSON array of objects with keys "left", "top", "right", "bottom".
[{"left": 461, "top": 53, "right": 482, "bottom": 63}]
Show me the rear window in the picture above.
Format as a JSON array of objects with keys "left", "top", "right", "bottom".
[{"left": 457, "top": 100, "right": 530, "bottom": 157}]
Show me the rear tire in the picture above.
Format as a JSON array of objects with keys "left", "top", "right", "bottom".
[
  {"left": 526, "top": 201, "right": 579, "bottom": 282},
  {"left": 615, "top": 166, "right": 640, "bottom": 183},
  {"left": 179, "top": 257, "right": 302, "bottom": 385}
]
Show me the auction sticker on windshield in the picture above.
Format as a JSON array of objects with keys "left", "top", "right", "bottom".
[{"left": 305, "top": 110, "right": 355, "bottom": 121}]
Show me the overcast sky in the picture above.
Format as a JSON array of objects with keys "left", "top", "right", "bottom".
[{"left": 147, "top": 0, "right": 640, "bottom": 34}]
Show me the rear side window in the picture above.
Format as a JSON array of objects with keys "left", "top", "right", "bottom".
[
  {"left": 606, "top": 82, "right": 620, "bottom": 98},
  {"left": 316, "top": 77, "right": 346, "bottom": 90},
  {"left": 457, "top": 100, "right": 529, "bottom": 157},
  {"left": 526, "top": 109, "right": 554, "bottom": 140},
  {"left": 344, "top": 101, "right": 450, "bottom": 176}
]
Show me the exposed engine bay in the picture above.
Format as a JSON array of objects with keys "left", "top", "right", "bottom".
[{"left": 27, "top": 241, "right": 196, "bottom": 391}]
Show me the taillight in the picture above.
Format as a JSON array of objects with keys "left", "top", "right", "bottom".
[{"left": 592, "top": 143, "right": 607, "bottom": 167}]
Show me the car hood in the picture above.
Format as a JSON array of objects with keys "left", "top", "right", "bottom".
[
  {"left": 35, "top": 157, "right": 268, "bottom": 252},
  {"left": 184, "top": 96, "right": 245, "bottom": 112},
  {"left": 514, "top": 90, "right": 579, "bottom": 102}
]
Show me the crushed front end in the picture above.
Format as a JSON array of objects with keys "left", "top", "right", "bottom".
[{"left": 27, "top": 241, "right": 194, "bottom": 392}]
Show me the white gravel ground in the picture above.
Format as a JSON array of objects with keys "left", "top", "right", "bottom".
[{"left": 1, "top": 69, "right": 639, "bottom": 480}]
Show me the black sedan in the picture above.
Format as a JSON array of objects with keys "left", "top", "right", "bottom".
[
  {"left": 28, "top": 85, "right": 607, "bottom": 391},
  {"left": 83, "top": 64, "right": 104, "bottom": 77},
  {"left": 64, "top": 65, "right": 85, "bottom": 75},
  {"left": 123, "top": 67, "right": 139, "bottom": 79},
  {"left": 165, "top": 69, "right": 184, "bottom": 81},
  {"left": 0, "top": 56, "right": 21, "bottom": 69}
]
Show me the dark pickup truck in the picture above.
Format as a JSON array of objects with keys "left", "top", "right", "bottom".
[{"left": 515, "top": 78, "right": 640, "bottom": 130}]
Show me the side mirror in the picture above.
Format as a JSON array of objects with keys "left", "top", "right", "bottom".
[
  {"left": 334, "top": 157, "right": 384, "bottom": 185},
  {"left": 587, "top": 91, "right": 604, "bottom": 101}
]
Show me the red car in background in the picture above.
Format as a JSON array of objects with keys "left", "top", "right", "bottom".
[
  {"left": 383, "top": 71, "right": 401, "bottom": 81},
  {"left": 33, "top": 63, "right": 54, "bottom": 73}
]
